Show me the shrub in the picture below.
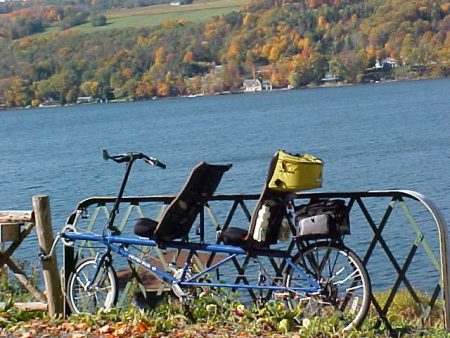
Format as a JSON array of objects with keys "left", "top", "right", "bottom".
[{"left": 90, "top": 14, "right": 107, "bottom": 27}]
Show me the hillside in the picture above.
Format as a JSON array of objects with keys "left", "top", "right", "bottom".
[
  {"left": 0, "top": 0, "right": 248, "bottom": 38},
  {"left": 0, "top": 0, "right": 448, "bottom": 108}
]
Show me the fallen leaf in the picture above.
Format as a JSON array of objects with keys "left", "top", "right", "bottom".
[{"left": 99, "top": 324, "right": 114, "bottom": 334}]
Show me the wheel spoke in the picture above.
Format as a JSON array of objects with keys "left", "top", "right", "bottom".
[
  {"left": 284, "top": 242, "right": 371, "bottom": 331},
  {"left": 68, "top": 258, "right": 117, "bottom": 314}
]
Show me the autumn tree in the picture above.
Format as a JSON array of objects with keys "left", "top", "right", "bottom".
[
  {"left": 330, "top": 50, "right": 366, "bottom": 83},
  {"left": 3, "top": 77, "right": 31, "bottom": 107}
]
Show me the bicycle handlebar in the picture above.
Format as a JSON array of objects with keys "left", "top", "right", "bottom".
[{"left": 102, "top": 149, "right": 166, "bottom": 169}]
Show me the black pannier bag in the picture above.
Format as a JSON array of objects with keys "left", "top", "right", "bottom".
[{"left": 295, "top": 199, "right": 350, "bottom": 240}]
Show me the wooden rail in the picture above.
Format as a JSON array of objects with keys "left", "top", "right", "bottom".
[
  {"left": 0, "top": 210, "right": 34, "bottom": 223},
  {"left": 0, "top": 195, "right": 63, "bottom": 317}
]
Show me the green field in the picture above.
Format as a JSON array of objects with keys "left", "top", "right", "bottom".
[{"left": 42, "top": 0, "right": 247, "bottom": 35}]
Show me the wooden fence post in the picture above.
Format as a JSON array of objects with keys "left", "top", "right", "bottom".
[{"left": 32, "top": 195, "right": 63, "bottom": 317}]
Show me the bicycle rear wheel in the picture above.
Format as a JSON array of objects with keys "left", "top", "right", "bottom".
[
  {"left": 67, "top": 257, "right": 118, "bottom": 314},
  {"left": 285, "top": 242, "right": 371, "bottom": 330}
]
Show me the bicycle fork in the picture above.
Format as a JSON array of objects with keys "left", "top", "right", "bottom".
[{"left": 86, "top": 251, "right": 112, "bottom": 292}]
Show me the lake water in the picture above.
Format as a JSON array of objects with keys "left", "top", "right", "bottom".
[{"left": 1, "top": 78, "right": 450, "bottom": 292}]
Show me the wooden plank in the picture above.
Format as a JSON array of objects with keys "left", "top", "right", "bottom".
[
  {"left": 0, "top": 210, "right": 34, "bottom": 223},
  {"left": 0, "top": 302, "right": 47, "bottom": 311},
  {"left": 33, "top": 195, "right": 63, "bottom": 317}
]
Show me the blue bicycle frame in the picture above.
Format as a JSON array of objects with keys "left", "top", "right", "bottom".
[{"left": 63, "top": 231, "right": 321, "bottom": 295}]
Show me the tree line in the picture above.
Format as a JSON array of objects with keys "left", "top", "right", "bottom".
[{"left": 0, "top": 0, "right": 448, "bottom": 108}]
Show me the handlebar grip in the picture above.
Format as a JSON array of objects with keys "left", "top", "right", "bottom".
[
  {"left": 102, "top": 149, "right": 133, "bottom": 163},
  {"left": 156, "top": 161, "right": 167, "bottom": 169},
  {"left": 102, "top": 149, "right": 110, "bottom": 161},
  {"left": 144, "top": 157, "right": 166, "bottom": 169}
]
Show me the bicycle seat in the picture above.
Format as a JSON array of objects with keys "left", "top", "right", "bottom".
[
  {"left": 218, "top": 227, "right": 248, "bottom": 247},
  {"left": 219, "top": 193, "right": 285, "bottom": 248},
  {"left": 219, "top": 152, "right": 287, "bottom": 249},
  {"left": 134, "top": 161, "right": 232, "bottom": 241},
  {"left": 134, "top": 218, "right": 158, "bottom": 238}
]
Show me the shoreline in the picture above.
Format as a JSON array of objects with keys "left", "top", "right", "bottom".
[{"left": 1, "top": 75, "right": 447, "bottom": 111}]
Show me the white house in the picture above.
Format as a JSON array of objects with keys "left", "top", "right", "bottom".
[
  {"left": 77, "top": 96, "right": 95, "bottom": 104},
  {"left": 321, "top": 72, "right": 338, "bottom": 83},
  {"left": 261, "top": 80, "right": 272, "bottom": 91},
  {"left": 243, "top": 79, "right": 273, "bottom": 92},
  {"left": 243, "top": 79, "right": 262, "bottom": 92}
]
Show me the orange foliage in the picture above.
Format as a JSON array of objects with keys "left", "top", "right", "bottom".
[
  {"left": 135, "top": 78, "right": 154, "bottom": 99},
  {"left": 277, "top": 22, "right": 289, "bottom": 34},
  {"left": 121, "top": 68, "right": 134, "bottom": 80},
  {"left": 384, "top": 42, "right": 397, "bottom": 59},
  {"left": 366, "top": 45, "right": 378, "bottom": 59},
  {"left": 318, "top": 16, "right": 328, "bottom": 29},
  {"left": 306, "top": 0, "right": 325, "bottom": 9},
  {"left": 183, "top": 51, "right": 194, "bottom": 63},
  {"left": 9, "top": 9, "right": 34, "bottom": 17},
  {"left": 243, "top": 14, "right": 255, "bottom": 27},
  {"left": 227, "top": 43, "right": 241, "bottom": 59},
  {"left": 162, "top": 19, "right": 186, "bottom": 28},
  {"left": 156, "top": 80, "right": 170, "bottom": 97},
  {"left": 269, "top": 45, "right": 282, "bottom": 62},
  {"left": 203, "top": 22, "right": 216, "bottom": 40},
  {"left": 154, "top": 47, "right": 165, "bottom": 65},
  {"left": 18, "top": 37, "right": 32, "bottom": 48}
]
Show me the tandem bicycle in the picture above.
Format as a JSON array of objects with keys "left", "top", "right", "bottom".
[{"left": 56, "top": 149, "right": 371, "bottom": 331}]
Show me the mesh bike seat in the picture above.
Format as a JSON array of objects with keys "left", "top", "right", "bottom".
[{"left": 134, "top": 162, "right": 232, "bottom": 241}]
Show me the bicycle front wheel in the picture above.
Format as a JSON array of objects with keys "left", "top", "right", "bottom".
[
  {"left": 285, "top": 242, "right": 371, "bottom": 331},
  {"left": 67, "top": 257, "right": 118, "bottom": 314}
]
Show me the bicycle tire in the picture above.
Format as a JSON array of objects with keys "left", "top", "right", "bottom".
[
  {"left": 284, "top": 241, "right": 371, "bottom": 331},
  {"left": 67, "top": 257, "right": 118, "bottom": 314}
]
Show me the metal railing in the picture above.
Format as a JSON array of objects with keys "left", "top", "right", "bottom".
[{"left": 63, "top": 190, "right": 449, "bottom": 332}]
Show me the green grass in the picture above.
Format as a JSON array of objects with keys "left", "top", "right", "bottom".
[
  {"left": 32, "top": 0, "right": 247, "bottom": 37},
  {"left": 76, "top": 6, "right": 242, "bottom": 32},
  {"left": 106, "top": 0, "right": 246, "bottom": 18}
]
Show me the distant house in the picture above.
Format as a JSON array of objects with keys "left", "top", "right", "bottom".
[
  {"left": 261, "top": 80, "right": 272, "bottom": 91},
  {"left": 243, "top": 79, "right": 273, "bottom": 92},
  {"left": 321, "top": 72, "right": 339, "bottom": 83},
  {"left": 77, "top": 96, "right": 95, "bottom": 104},
  {"left": 383, "top": 57, "right": 397, "bottom": 68},
  {"left": 373, "top": 58, "right": 397, "bottom": 70},
  {"left": 243, "top": 79, "right": 262, "bottom": 92}
]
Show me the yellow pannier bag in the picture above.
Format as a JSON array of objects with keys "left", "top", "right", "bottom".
[{"left": 268, "top": 151, "right": 323, "bottom": 192}]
